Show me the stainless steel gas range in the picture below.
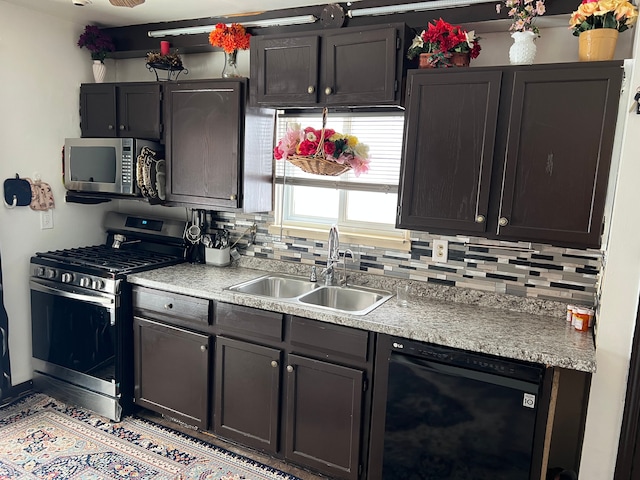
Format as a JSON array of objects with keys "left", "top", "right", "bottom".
[{"left": 29, "top": 211, "right": 188, "bottom": 421}]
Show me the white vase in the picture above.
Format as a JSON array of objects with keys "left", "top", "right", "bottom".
[
  {"left": 509, "top": 31, "right": 537, "bottom": 65},
  {"left": 92, "top": 60, "right": 106, "bottom": 83}
]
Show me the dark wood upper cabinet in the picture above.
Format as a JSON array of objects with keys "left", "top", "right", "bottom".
[
  {"left": 498, "top": 66, "right": 622, "bottom": 247},
  {"left": 250, "top": 24, "right": 411, "bottom": 108},
  {"left": 398, "top": 61, "right": 623, "bottom": 248},
  {"left": 251, "top": 35, "right": 321, "bottom": 106},
  {"left": 80, "top": 83, "right": 162, "bottom": 139},
  {"left": 164, "top": 79, "right": 274, "bottom": 212},
  {"left": 397, "top": 69, "right": 502, "bottom": 233}
]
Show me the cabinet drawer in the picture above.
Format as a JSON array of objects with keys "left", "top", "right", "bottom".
[
  {"left": 215, "top": 302, "right": 283, "bottom": 342},
  {"left": 132, "top": 286, "right": 210, "bottom": 328},
  {"left": 289, "top": 316, "right": 369, "bottom": 364}
]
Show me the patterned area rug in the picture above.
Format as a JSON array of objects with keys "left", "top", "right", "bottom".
[{"left": 0, "top": 393, "right": 301, "bottom": 479}]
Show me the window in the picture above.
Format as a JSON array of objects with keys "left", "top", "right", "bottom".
[{"left": 271, "top": 110, "right": 410, "bottom": 249}]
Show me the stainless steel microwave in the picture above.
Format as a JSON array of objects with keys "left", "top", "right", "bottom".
[{"left": 64, "top": 138, "right": 161, "bottom": 195}]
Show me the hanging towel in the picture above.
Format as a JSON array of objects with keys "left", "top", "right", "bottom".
[{"left": 28, "top": 179, "right": 55, "bottom": 211}]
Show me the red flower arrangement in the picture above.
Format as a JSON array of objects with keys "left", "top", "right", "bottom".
[
  {"left": 77, "top": 25, "right": 115, "bottom": 62},
  {"left": 208, "top": 23, "right": 251, "bottom": 53},
  {"left": 407, "top": 18, "right": 481, "bottom": 67}
]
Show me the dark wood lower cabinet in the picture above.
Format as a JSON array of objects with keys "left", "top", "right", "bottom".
[
  {"left": 285, "top": 354, "right": 364, "bottom": 480},
  {"left": 213, "top": 336, "right": 281, "bottom": 453},
  {"left": 132, "top": 293, "right": 371, "bottom": 480},
  {"left": 133, "top": 316, "right": 209, "bottom": 429}
]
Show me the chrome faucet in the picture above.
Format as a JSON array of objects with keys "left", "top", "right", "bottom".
[{"left": 323, "top": 225, "right": 340, "bottom": 285}]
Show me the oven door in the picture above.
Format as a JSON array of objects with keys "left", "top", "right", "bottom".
[{"left": 30, "top": 278, "right": 121, "bottom": 397}]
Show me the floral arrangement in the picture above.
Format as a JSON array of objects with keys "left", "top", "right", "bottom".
[
  {"left": 208, "top": 23, "right": 251, "bottom": 53},
  {"left": 570, "top": 0, "right": 638, "bottom": 35},
  {"left": 77, "top": 25, "right": 115, "bottom": 62},
  {"left": 146, "top": 51, "right": 183, "bottom": 69},
  {"left": 496, "top": 0, "right": 546, "bottom": 35},
  {"left": 407, "top": 19, "right": 481, "bottom": 67},
  {"left": 274, "top": 123, "right": 371, "bottom": 177}
]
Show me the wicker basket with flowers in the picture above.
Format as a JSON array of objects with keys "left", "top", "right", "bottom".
[{"left": 273, "top": 109, "right": 371, "bottom": 177}]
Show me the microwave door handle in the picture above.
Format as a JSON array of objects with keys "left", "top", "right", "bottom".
[{"left": 30, "top": 280, "right": 115, "bottom": 310}]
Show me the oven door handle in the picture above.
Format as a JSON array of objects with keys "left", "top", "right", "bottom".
[{"left": 30, "top": 279, "right": 116, "bottom": 310}]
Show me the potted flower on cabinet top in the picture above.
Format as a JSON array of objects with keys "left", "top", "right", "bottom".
[
  {"left": 77, "top": 25, "right": 115, "bottom": 83},
  {"left": 208, "top": 23, "right": 251, "bottom": 78},
  {"left": 407, "top": 18, "right": 481, "bottom": 68},
  {"left": 497, "top": 0, "right": 546, "bottom": 65},
  {"left": 570, "top": 0, "right": 638, "bottom": 61}
]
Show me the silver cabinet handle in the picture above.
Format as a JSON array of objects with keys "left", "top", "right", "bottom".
[
  {"left": 324, "top": 87, "right": 333, "bottom": 95},
  {"left": 108, "top": 125, "right": 114, "bottom": 130},
  {"left": 286, "top": 365, "right": 294, "bottom": 373},
  {"left": 307, "top": 86, "right": 315, "bottom": 94},
  {"left": 271, "top": 360, "right": 278, "bottom": 368},
  {"left": 164, "top": 303, "right": 173, "bottom": 310},
  {"left": 119, "top": 125, "right": 125, "bottom": 130},
  {"left": 200, "top": 345, "right": 207, "bottom": 352},
  {"left": 229, "top": 194, "right": 237, "bottom": 200},
  {"left": 475, "top": 215, "right": 485, "bottom": 223},
  {"left": 498, "top": 217, "right": 509, "bottom": 227}
]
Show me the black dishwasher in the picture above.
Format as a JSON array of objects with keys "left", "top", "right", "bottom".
[{"left": 369, "top": 335, "right": 548, "bottom": 480}]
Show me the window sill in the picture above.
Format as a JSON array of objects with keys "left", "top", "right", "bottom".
[{"left": 268, "top": 224, "right": 411, "bottom": 252}]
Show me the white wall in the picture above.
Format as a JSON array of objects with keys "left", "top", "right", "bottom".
[
  {"left": 578, "top": 26, "right": 640, "bottom": 480},
  {"left": 0, "top": 1, "right": 112, "bottom": 385}
]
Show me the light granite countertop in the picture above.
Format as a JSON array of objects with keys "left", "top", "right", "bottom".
[{"left": 128, "top": 261, "right": 596, "bottom": 373}]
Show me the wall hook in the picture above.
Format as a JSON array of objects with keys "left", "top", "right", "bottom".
[{"left": 3, "top": 195, "right": 17, "bottom": 209}]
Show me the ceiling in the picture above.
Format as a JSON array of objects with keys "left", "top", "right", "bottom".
[{"left": 3, "top": 0, "right": 346, "bottom": 28}]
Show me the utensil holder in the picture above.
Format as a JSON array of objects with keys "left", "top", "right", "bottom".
[{"left": 205, "top": 246, "right": 231, "bottom": 266}]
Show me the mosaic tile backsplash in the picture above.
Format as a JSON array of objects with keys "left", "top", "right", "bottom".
[{"left": 207, "top": 211, "right": 600, "bottom": 307}]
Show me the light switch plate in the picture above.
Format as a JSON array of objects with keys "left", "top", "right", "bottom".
[{"left": 432, "top": 239, "right": 448, "bottom": 262}]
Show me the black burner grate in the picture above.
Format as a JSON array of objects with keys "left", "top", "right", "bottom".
[{"left": 36, "top": 245, "right": 183, "bottom": 274}]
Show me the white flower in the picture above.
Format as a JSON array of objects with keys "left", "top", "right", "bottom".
[
  {"left": 410, "top": 32, "right": 425, "bottom": 50},
  {"left": 465, "top": 30, "right": 477, "bottom": 47},
  {"left": 353, "top": 142, "right": 370, "bottom": 159}
]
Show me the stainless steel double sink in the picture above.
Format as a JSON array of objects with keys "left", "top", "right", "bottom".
[{"left": 226, "top": 273, "right": 393, "bottom": 316}]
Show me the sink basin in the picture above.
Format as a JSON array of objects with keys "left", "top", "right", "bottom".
[
  {"left": 227, "top": 273, "right": 318, "bottom": 299},
  {"left": 298, "top": 285, "right": 392, "bottom": 315},
  {"left": 227, "top": 273, "right": 392, "bottom": 315}
]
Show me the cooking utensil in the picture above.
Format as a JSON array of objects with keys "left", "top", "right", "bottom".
[{"left": 185, "top": 209, "right": 202, "bottom": 244}]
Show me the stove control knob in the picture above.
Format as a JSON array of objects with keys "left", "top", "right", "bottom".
[
  {"left": 45, "top": 268, "right": 56, "bottom": 279},
  {"left": 80, "top": 277, "right": 92, "bottom": 288},
  {"left": 61, "top": 273, "right": 74, "bottom": 283},
  {"left": 92, "top": 280, "right": 105, "bottom": 290},
  {"left": 36, "top": 267, "right": 45, "bottom": 277}
]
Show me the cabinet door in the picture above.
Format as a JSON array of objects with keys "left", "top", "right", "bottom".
[
  {"left": 165, "top": 81, "right": 241, "bottom": 208},
  {"left": 251, "top": 35, "right": 320, "bottom": 106},
  {"left": 285, "top": 354, "right": 364, "bottom": 480},
  {"left": 397, "top": 70, "right": 502, "bottom": 233},
  {"left": 213, "top": 336, "right": 281, "bottom": 453},
  {"left": 133, "top": 317, "right": 209, "bottom": 429},
  {"left": 117, "top": 84, "right": 162, "bottom": 140},
  {"left": 80, "top": 84, "right": 117, "bottom": 137},
  {"left": 323, "top": 28, "right": 399, "bottom": 106},
  {"left": 498, "top": 65, "right": 623, "bottom": 247}
]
